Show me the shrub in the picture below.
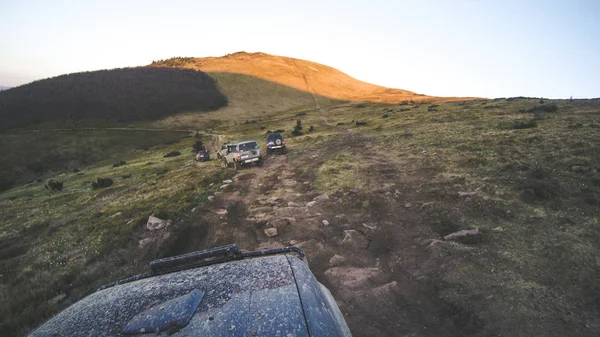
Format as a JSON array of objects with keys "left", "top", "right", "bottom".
[
  {"left": 355, "top": 121, "right": 368, "bottom": 126},
  {"left": 308, "top": 125, "right": 314, "bottom": 132},
  {"left": 45, "top": 179, "right": 63, "bottom": 192},
  {"left": 292, "top": 120, "right": 303, "bottom": 137},
  {"left": 164, "top": 151, "right": 181, "bottom": 158},
  {"left": 520, "top": 104, "right": 558, "bottom": 113}
]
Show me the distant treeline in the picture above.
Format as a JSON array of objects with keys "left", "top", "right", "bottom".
[{"left": 0, "top": 67, "right": 227, "bottom": 131}]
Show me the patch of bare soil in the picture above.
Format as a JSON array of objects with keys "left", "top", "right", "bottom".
[{"left": 165, "top": 142, "right": 490, "bottom": 337}]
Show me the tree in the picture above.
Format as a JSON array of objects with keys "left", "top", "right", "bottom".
[{"left": 192, "top": 133, "right": 205, "bottom": 152}]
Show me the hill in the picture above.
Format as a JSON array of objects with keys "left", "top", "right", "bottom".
[
  {"left": 0, "top": 86, "right": 10, "bottom": 91},
  {"left": 0, "top": 67, "right": 227, "bottom": 131},
  {"left": 151, "top": 52, "right": 474, "bottom": 104}
]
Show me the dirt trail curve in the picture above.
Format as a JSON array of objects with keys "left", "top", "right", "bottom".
[
  {"left": 175, "top": 149, "right": 473, "bottom": 337},
  {"left": 292, "top": 60, "right": 348, "bottom": 133}
]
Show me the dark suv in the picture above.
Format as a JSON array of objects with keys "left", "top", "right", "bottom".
[
  {"left": 29, "top": 244, "right": 352, "bottom": 336},
  {"left": 266, "top": 133, "right": 287, "bottom": 154}
]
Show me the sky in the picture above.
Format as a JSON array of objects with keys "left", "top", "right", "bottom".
[{"left": 0, "top": 0, "right": 598, "bottom": 98}]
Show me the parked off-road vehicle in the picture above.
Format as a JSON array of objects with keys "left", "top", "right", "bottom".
[
  {"left": 223, "top": 140, "right": 263, "bottom": 169},
  {"left": 195, "top": 150, "right": 210, "bottom": 162},
  {"left": 216, "top": 144, "right": 229, "bottom": 159},
  {"left": 266, "top": 132, "right": 287, "bottom": 154},
  {"left": 29, "top": 244, "right": 352, "bottom": 336}
]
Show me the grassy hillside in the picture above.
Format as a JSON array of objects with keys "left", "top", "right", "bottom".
[
  {"left": 0, "top": 67, "right": 227, "bottom": 131},
  {"left": 146, "top": 72, "right": 340, "bottom": 128},
  {"left": 0, "top": 129, "right": 190, "bottom": 192}
]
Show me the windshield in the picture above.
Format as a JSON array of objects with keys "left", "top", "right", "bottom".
[{"left": 238, "top": 142, "right": 259, "bottom": 152}]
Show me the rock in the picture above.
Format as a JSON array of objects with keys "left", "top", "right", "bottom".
[
  {"left": 393, "top": 190, "right": 401, "bottom": 198},
  {"left": 329, "top": 254, "right": 346, "bottom": 266},
  {"left": 335, "top": 214, "right": 347, "bottom": 219},
  {"left": 256, "top": 241, "right": 285, "bottom": 250},
  {"left": 306, "top": 201, "right": 317, "bottom": 207},
  {"left": 289, "top": 240, "right": 301, "bottom": 246},
  {"left": 138, "top": 237, "right": 153, "bottom": 248},
  {"left": 342, "top": 230, "right": 369, "bottom": 249},
  {"left": 323, "top": 267, "right": 379, "bottom": 289},
  {"left": 458, "top": 191, "right": 477, "bottom": 197},
  {"left": 249, "top": 206, "right": 274, "bottom": 214},
  {"left": 285, "top": 217, "right": 297, "bottom": 225},
  {"left": 207, "top": 196, "right": 215, "bottom": 201},
  {"left": 420, "top": 202, "right": 435, "bottom": 209},
  {"left": 47, "top": 293, "right": 67, "bottom": 306},
  {"left": 264, "top": 228, "right": 278, "bottom": 238},
  {"left": 146, "top": 215, "right": 172, "bottom": 231},
  {"left": 492, "top": 226, "right": 504, "bottom": 232},
  {"left": 215, "top": 209, "right": 228, "bottom": 215},
  {"left": 444, "top": 229, "right": 480, "bottom": 241},
  {"left": 362, "top": 223, "right": 377, "bottom": 230},
  {"left": 288, "top": 201, "right": 300, "bottom": 207},
  {"left": 404, "top": 203, "right": 412, "bottom": 208},
  {"left": 219, "top": 184, "right": 230, "bottom": 190},
  {"left": 316, "top": 212, "right": 322, "bottom": 216},
  {"left": 283, "top": 180, "right": 297, "bottom": 187},
  {"left": 163, "top": 151, "right": 181, "bottom": 158},
  {"left": 191, "top": 207, "right": 196, "bottom": 213},
  {"left": 268, "top": 218, "right": 290, "bottom": 229},
  {"left": 322, "top": 220, "right": 330, "bottom": 226},
  {"left": 571, "top": 166, "right": 590, "bottom": 173},
  {"left": 223, "top": 179, "right": 233, "bottom": 184},
  {"left": 276, "top": 207, "right": 306, "bottom": 218},
  {"left": 92, "top": 178, "right": 113, "bottom": 189},
  {"left": 295, "top": 239, "right": 325, "bottom": 257},
  {"left": 314, "top": 194, "right": 329, "bottom": 201}
]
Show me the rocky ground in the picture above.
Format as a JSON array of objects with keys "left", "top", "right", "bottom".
[{"left": 162, "top": 150, "right": 485, "bottom": 337}]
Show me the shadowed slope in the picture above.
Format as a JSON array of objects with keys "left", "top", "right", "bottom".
[{"left": 0, "top": 67, "right": 227, "bottom": 131}]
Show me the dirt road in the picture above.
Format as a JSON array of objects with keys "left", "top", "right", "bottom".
[{"left": 164, "top": 145, "right": 483, "bottom": 337}]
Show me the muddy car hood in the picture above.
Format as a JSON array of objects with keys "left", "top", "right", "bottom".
[{"left": 29, "top": 255, "right": 350, "bottom": 337}]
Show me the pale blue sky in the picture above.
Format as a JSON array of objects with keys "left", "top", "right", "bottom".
[{"left": 0, "top": 0, "right": 598, "bottom": 98}]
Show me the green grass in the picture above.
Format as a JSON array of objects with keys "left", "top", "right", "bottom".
[
  {"left": 0, "top": 137, "right": 234, "bottom": 335},
  {"left": 1, "top": 96, "right": 599, "bottom": 336}
]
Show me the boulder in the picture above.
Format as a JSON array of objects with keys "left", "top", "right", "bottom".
[
  {"left": 215, "top": 209, "right": 228, "bottom": 215},
  {"left": 146, "top": 215, "right": 172, "bottom": 231},
  {"left": 268, "top": 218, "right": 290, "bottom": 229},
  {"left": 283, "top": 179, "right": 298, "bottom": 187},
  {"left": 306, "top": 201, "right": 317, "bottom": 207},
  {"left": 342, "top": 230, "right": 369, "bottom": 249},
  {"left": 329, "top": 254, "right": 346, "bottom": 266},
  {"left": 314, "top": 194, "right": 329, "bottom": 202},
  {"left": 264, "top": 228, "right": 278, "bottom": 238},
  {"left": 207, "top": 196, "right": 215, "bottom": 201},
  {"left": 223, "top": 179, "right": 233, "bottom": 184},
  {"left": 219, "top": 184, "right": 230, "bottom": 190},
  {"left": 322, "top": 220, "right": 330, "bottom": 226}
]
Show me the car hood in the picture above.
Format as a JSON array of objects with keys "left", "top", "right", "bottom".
[{"left": 30, "top": 255, "right": 309, "bottom": 337}]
